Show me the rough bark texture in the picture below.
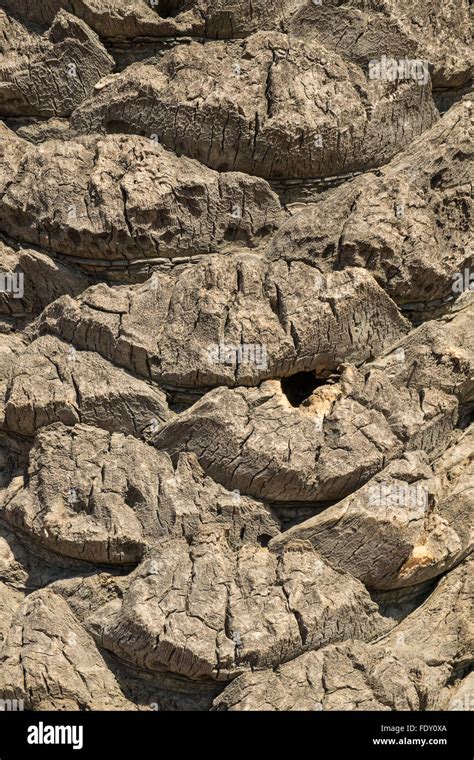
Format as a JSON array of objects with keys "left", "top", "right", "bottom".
[
  {"left": 0, "top": 9, "right": 114, "bottom": 117},
  {"left": 0, "top": 0, "right": 471, "bottom": 714},
  {"left": 287, "top": 0, "right": 473, "bottom": 90},
  {"left": 212, "top": 557, "right": 473, "bottom": 710},
  {"left": 70, "top": 32, "right": 438, "bottom": 179},
  {"left": 268, "top": 99, "right": 473, "bottom": 309},
  {"left": 269, "top": 427, "right": 473, "bottom": 589},
  {"left": 78, "top": 529, "right": 391, "bottom": 681},
  {"left": 34, "top": 258, "right": 409, "bottom": 390},
  {"left": 0, "top": 335, "right": 172, "bottom": 438},
  {"left": 0, "top": 127, "right": 282, "bottom": 262},
  {"left": 1, "top": 422, "right": 279, "bottom": 564},
  {"left": 150, "top": 358, "right": 461, "bottom": 502}
]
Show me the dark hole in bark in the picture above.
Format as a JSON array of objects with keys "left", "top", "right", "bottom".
[
  {"left": 105, "top": 120, "right": 143, "bottom": 135},
  {"left": 125, "top": 484, "right": 145, "bottom": 509},
  {"left": 153, "top": 1, "right": 186, "bottom": 18},
  {"left": 281, "top": 371, "right": 325, "bottom": 407},
  {"left": 257, "top": 534, "right": 272, "bottom": 548}
]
